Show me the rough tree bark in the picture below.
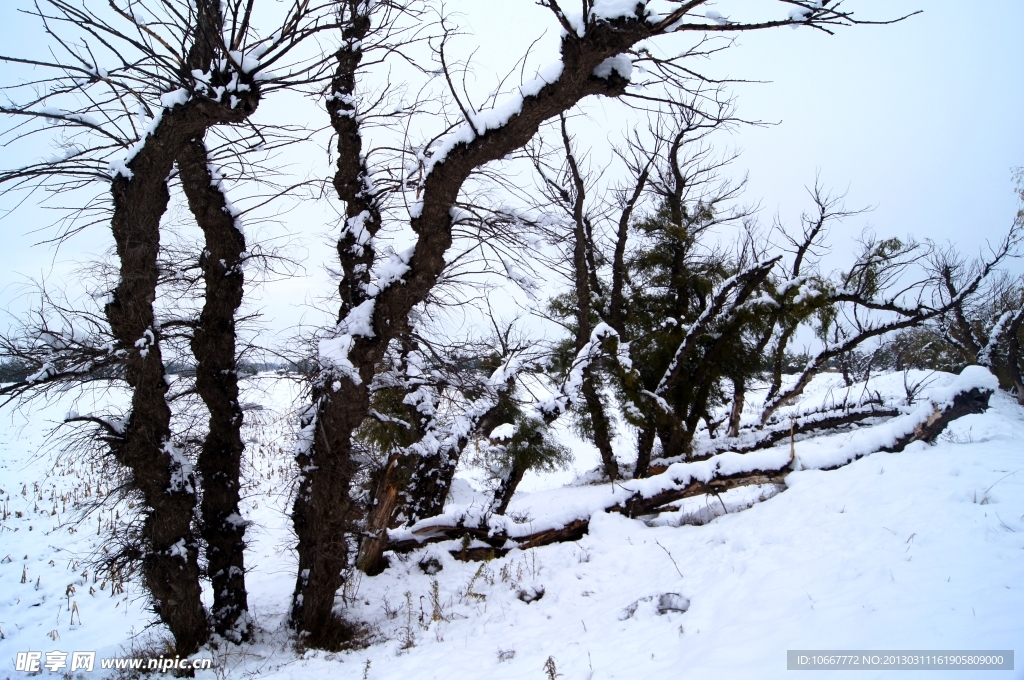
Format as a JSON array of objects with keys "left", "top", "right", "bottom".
[
  {"left": 289, "top": 4, "right": 383, "bottom": 644},
  {"left": 179, "top": 138, "right": 251, "bottom": 643},
  {"left": 105, "top": 91, "right": 257, "bottom": 654},
  {"left": 880, "top": 387, "right": 992, "bottom": 454}
]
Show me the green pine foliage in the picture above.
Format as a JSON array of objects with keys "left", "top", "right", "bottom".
[{"left": 485, "top": 417, "right": 573, "bottom": 481}]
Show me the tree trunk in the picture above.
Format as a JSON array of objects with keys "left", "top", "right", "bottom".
[
  {"left": 356, "top": 370, "right": 520, "bottom": 575},
  {"left": 658, "top": 418, "right": 690, "bottom": 463},
  {"left": 355, "top": 452, "right": 411, "bottom": 576},
  {"left": 290, "top": 13, "right": 380, "bottom": 644},
  {"left": 581, "top": 375, "right": 618, "bottom": 481},
  {"left": 766, "top": 323, "right": 798, "bottom": 406},
  {"left": 290, "top": 382, "right": 366, "bottom": 648},
  {"left": 491, "top": 458, "right": 527, "bottom": 515},
  {"left": 1004, "top": 310, "right": 1024, "bottom": 406},
  {"left": 407, "top": 445, "right": 461, "bottom": 518},
  {"left": 107, "top": 141, "right": 207, "bottom": 656},
  {"left": 393, "top": 383, "right": 993, "bottom": 559},
  {"left": 728, "top": 377, "right": 745, "bottom": 438},
  {"left": 633, "top": 424, "right": 656, "bottom": 478},
  {"left": 882, "top": 387, "right": 992, "bottom": 452},
  {"left": 356, "top": 410, "right": 496, "bottom": 575},
  {"left": 179, "top": 138, "right": 251, "bottom": 643},
  {"left": 561, "top": 115, "right": 619, "bottom": 482}
]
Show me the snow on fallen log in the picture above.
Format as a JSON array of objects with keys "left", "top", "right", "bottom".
[
  {"left": 792, "top": 366, "right": 997, "bottom": 470},
  {"left": 651, "top": 403, "right": 901, "bottom": 472},
  {"left": 386, "top": 366, "right": 996, "bottom": 560}
]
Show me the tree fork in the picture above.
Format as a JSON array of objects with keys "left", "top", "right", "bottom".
[{"left": 103, "top": 77, "right": 257, "bottom": 654}]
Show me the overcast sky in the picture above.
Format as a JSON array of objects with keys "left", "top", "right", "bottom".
[
  {"left": 450, "top": 0, "right": 1024, "bottom": 250},
  {"left": 1, "top": 0, "right": 1022, "bottom": 338}
]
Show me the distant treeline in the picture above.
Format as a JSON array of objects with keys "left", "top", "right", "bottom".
[
  {"left": 163, "top": 360, "right": 314, "bottom": 376},
  {"left": 0, "top": 359, "right": 313, "bottom": 382}
]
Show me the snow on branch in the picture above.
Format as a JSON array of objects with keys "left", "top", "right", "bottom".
[
  {"left": 536, "top": 323, "right": 620, "bottom": 418},
  {"left": 656, "top": 257, "right": 780, "bottom": 396}
]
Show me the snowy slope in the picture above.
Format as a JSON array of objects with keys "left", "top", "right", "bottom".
[{"left": 1, "top": 373, "right": 1022, "bottom": 679}]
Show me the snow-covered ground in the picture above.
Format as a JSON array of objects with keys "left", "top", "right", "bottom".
[{"left": 1, "top": 371, "right": 1022, "bottom": 679}]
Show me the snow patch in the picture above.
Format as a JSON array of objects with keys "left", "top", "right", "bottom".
[
  {"left": 593, "top": 54, "right": 633, "bottom": 80},
  {"left": 489, "top": 423, "right": 516, "bottom": 441}
]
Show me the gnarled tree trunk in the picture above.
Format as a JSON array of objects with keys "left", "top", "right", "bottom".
[
  {"left": 103, "top": 57, "right": 257, "bottom": 652},
  {"left": 179, "top": 138, "right": 251, "bottom": 643}
]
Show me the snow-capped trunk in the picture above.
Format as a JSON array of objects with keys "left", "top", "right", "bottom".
[
  {"left": 106, "top": 154, "right": 209, "bottom": 653},
  {"left": 289, "top": 5, "right": 382, "bottom": 644}
]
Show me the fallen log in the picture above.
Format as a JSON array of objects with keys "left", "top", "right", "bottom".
[
  {"left": 385, "top": 368, "right": 995, "bottom": 562},
  {"left": 883, "top": 387, "right": 992, "bottom": 452},
  {"left": 616, "top": 470, "right": 789, "bottom": 518},
  {"left": 649, "top": 404, "right": 900, "bottom": 475}
]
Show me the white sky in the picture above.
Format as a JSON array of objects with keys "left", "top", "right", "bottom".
[{"left": 1, "top": 0, "right": 1022, "bottom": 340}]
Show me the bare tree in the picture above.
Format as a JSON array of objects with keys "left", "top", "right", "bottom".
[
  {"left": 759, "top": 219, "right": 1020, "bottom": 425},
  {"left": 0, "top": 0, "right": 340, "bottom": 653},
  {"left": 526, "top": 114, "right": 626, "bottom": 481}
]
